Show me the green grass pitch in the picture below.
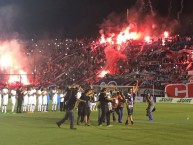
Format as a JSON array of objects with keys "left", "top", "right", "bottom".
[{"left": 0, "top": 103, "right": 193, "bottom": 145}]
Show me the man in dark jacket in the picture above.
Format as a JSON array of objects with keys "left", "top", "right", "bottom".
[
  {"left": 56, "top": 85, "right": 85, "bottom": 129},
  {"left": 98, "top": 88, "right": 113, "bottom": 127},
  {"left": 16, "top": 86, "right": 23, "bottom": 113}
]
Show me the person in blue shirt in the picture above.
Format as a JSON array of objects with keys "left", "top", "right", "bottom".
[{"left": 57, "top": 89, "right": 60, "bottom": 111}]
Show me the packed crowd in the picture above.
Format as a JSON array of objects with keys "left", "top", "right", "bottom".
[
  {"left": 25, "top": 38, "right": 105, "bottom": 87},
  {"left": 1, "top": 35, "right": 192, "bottom": 91},
  {"left": 23, "top": 35, "right": 193, "bottom": 90}
]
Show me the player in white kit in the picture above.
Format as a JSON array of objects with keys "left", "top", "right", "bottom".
[
  {"left": 51, "top": 86, "right": 58, "bottom": 111},
  {"left": 22, "top": 87, "right": 29, "bottom": 112},
  {"left": 32, "top": 87, "right": 37, "bottom": 112},
  {"left": 10, "top": 87, "right": 17, "bottom": 112},
  {"left": 90, "top": 93, "right": 97, "bottom": 111},
  {"left": 28, "top": 87, "right": 34, "bottom": 112},
  {"left": 42, "top": 87, "right": 48, "bottom": 112},
  {"left": 2, "top": 85, "right": 9, "bottom": 113},
  {"left": 37, "top": 88, "right": 42, "bottom": 112}
]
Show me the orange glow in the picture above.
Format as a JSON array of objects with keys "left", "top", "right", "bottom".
[
  {"left": 99, "top": 26, "right": 141, "bottom": 46},
  {"left": 99, "top": 34, "right": 115, "bottom": 45},
  {"left": 144, "top": 36, "right": 151, "bottom": 43},
  {"left": 0, "top": 39, "right": 31, "bottom": 85},
  {"left": 162, "top": 39, "right": 166, "bottom": 46},
  {"left": 8, "top": 69, "right": 29, "bottom": 85},
  {"left": 0, "top": 54, "right": 12, "bottom": 69},
  {"left": 106, "top": 37, "right": 114, "bottom": 44},
  {"left": 100, "top": 34, "right": 106, "bottom": 44},
  {"left": 116, "top": 27, "right": 140, "bottom": 44},
  {"left": 164, "top": 31, "right": 169, "bottom": 38},
  {"left": 98, "top": 70, "right": 110, "bottom": 78},
  {"left": 191, "top": 51, "right": 193, "bottom": 59}
]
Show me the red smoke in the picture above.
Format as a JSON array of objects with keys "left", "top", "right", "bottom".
[
  {"left": 96, "top": 0, "right": 179, "bottom": 77},
  {"left": 104, "top": 46, "right": 127, "bottom": 74},
  {"left": 0, "top": 39, "right": 30, "bottom": 85}
]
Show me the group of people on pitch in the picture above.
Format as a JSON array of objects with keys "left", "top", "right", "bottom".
[{"left": 56, "top": 82, "right": 155, "bottom": 129}]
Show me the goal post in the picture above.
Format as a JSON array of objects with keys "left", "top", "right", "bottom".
[{"left": 91, "top": 84, "right": 135, "bottom": 94}]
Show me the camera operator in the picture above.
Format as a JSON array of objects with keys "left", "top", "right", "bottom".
[{"left": 146, "top": 93, "right": 155, "bottom": 121}]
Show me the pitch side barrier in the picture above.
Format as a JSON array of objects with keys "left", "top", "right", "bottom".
[
  {"left": 165, "top": 82, "right": 193, "bottom": 98},
  {"left": 157, "top": 82, "right": 193, "bottom": 104},
  {"left": 156, "top": 82, "right": 193, "bottom": 104},
  {"left": 156, "top": 97, "right": 193, "bottom": 104}
]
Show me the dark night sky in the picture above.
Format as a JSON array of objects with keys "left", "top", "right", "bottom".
[{"left": 0, "top": 0, "right": 193, "bottom": 39}]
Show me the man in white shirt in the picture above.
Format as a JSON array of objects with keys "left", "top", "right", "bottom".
[
  {"left": 52, "top": 86, "right": 58, "bottom": 111},
  {"left": 60, "top": 90, "right": 66, "bottom": 111},
  {"left": 42, "top": 87, "right": 48, "bottom": 112},
  {"left": 32, "top": 87, "right": 37, "bottom": 112},
  {"left": 22, "top": 87, "right": 29, "bottom": 112},
  {"left": 2, "top": 84, "right": 9, "bottom": 113},
  {"left": 28, "top": 87, "right": 34, "bottom": 112},
  {"left": 10, "top": 87, "right": 17, "bottom": 112},
  {"left": 37, "top": 88, "right": 42, "bottom": 112}
]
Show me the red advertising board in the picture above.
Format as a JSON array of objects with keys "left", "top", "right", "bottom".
[{"left": 165, "top": 83, "right": 193, "bottom": 98}]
